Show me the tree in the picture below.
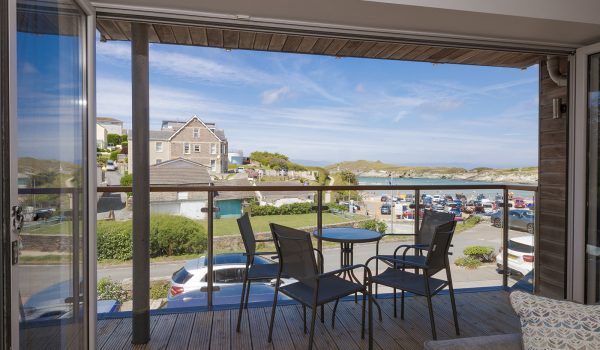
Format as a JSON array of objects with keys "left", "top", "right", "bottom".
[
  {"left": 340, "top": 170, "right": 357, "bottom": 185},
  {"left": 107, "top": 133, "right": 122, "bottom": 145}
]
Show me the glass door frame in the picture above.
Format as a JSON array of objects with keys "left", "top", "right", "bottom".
[
  {"left": 6, "top": 0, "right": 97, "bottom": 348},
  {"left": 571, "top": 41, "right": 600, "bottom": 304}
]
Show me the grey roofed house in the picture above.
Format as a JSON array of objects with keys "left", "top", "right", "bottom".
[
  {"left": 213, "top": 178, "right": 254, "bottom": 201},
  {"left": 257, "top": 181, "right": 315, "bottom": 202},
  {"left": 149, "top": 130, "right": 175, "bottom": 141},
  {"left": 149, "top": 158, "right": 211, "bottom": 186}
]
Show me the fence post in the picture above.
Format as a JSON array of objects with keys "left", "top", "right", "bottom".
[
  {"left": 502, "top": 187, "right": 509, "bottom": 288},
  {"left": 317, "top": 190, "right": 323, "bottom": 263},
  {"left": 207, "top": 190, "right": 214, "bottom": 309},
  {"left": 414, "top": 189, "right": 421, "bottom": 236}
]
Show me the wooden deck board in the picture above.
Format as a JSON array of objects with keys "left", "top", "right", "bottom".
[{"left": 92, "top": 290, "right": 519, "bottom": 350}]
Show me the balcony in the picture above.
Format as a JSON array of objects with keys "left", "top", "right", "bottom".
[{"left": 96, "top": 290, "right": 519, "bottom": 349}]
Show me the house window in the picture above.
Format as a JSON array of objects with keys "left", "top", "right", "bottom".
[
  {"left": 156, "top": 159, "right": 162, "bottom": 164},
  {"left": 193, "top": 144, "right": 201, "bottom": 153},
  {"left": 183, "top": 143, "right": 191, "bottom": 154},
  {"left": 210, "top": 159, "right": 217, "bottom": 172},
  {"left": 177, "top": 192, "right": 189, "bottom": 200},
  {"left": 155, "top": 142, "right": 163, "bottom": 152},
  {"left": 193, "top": 128, "right": 200, "bottom": 138},
  {"left": 211, "top": 143, "right": 217, "bottom": 155}
]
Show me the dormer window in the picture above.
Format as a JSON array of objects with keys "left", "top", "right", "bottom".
[{"left": 193, "top": 128, "right": 200, "bottom": 138}]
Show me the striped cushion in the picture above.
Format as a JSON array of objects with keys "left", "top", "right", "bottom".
[{"left": 510, "top": 291, "right": 600, "bottom": 350}]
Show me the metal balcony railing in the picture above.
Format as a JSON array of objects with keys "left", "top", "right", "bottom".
[{"left": 17, "top": 183, "right": 538, "bottom": 310}]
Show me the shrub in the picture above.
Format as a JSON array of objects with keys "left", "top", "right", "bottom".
[
  {"left": 97, "top": 220, "right": 133, "bottom": 260},
  {"left": 358, "top": 219, "right": 387, "bottom": 234},
  {"left": 149, "top": 280, "right": 170, "bottom": 300},
  {"left": 329, "top": 203, "right": 348, "bottom": 212},
  {"left": 109, "top": 150, "right": 119, "bottom": 161},
  {"left": 97, "top": 215, "right": 207, "bottom": 261},
  {"left": 120, "top": 173, "right": 133, "bottom": 197},
  {"left": 454, "top": 256, "right": 481, "bottom": 269},
  {"left": 248, "top": 202, "right": 315, "bottom": 216},
  {"left": 97, "top": 277, "right": 128, "bottom": 303},
  {"left": 149, "top": 214, "right": 207, "bottom": 256},
  {"left": 463, "top": 246, "right": 496, "bottom": 262}
]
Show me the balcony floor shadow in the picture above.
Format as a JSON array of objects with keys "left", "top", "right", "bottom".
[{"left": 97, "top": 290, "right": 521, "bottom": 350}]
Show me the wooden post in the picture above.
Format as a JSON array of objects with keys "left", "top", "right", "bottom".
[{"left": 131, "top": 22, "right": 150, "bottom": 345}]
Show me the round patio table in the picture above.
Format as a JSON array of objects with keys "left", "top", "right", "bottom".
[{"left": 312, "top": 228, "right": 383, "bottom": 303}]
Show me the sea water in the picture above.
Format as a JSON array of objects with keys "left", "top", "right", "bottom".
[{"left": 357, "top": 176, "right": 535, "bottom": 201}]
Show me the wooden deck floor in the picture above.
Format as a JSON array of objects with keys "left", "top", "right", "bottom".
[{"left": 97, "top": 290, "right": 521, "bottom": 350}]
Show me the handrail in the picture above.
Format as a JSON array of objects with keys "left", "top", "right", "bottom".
[
  {"left": 18, "top": 182, "right": 538, "bottom": 308},
  {"left": 94, "top": 183, "right": 538, "bottom": 193},
  {"left": 15, "top": 183, "right": 538, "bottom": 194}
]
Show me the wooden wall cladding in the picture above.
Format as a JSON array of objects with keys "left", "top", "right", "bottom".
[{"left": 537, "top": 59, "right": 569, "bottom": 299}]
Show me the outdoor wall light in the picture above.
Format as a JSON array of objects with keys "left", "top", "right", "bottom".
[{"left": 552, "top": 97, "right": 567, "bottom": 119}]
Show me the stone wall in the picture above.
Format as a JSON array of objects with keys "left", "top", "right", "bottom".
[{"left": 21, "top": 234, "right": 72, "bottom": 252}]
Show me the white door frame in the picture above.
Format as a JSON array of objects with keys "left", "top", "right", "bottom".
[
  {"left": 570, "top": 41, "right": 600, "bottom": 303},
  {"left": 8, "top": 0, "right": 97, "bottom": 348}
]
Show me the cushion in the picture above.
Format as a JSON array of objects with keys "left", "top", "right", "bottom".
[
  {"left": 510, "top": 291, "right": 600, "bottom": 349},
  {"left": 423, "top": 333, "right": 523, "bottom": 350}
]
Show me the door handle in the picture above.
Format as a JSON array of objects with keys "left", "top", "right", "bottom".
[{"left": 11, "top": 205, "right": 23, "bottom": 265}]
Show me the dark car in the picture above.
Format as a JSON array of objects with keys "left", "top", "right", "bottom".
[
  {"left": 33, "top": 208, "right": 54, "bottom": 221},
  {"left": 491, "top": 209, "right": 535, "bottom": 233},
  {"left": 380, "top": 203, "right": 392, "bottom": 215},
  {"left": 165, "top": 283, "right": 291, "bottom": 309}
]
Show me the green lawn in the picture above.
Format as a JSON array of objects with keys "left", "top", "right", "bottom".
[
  {"left": 205, "top": 213, "right": 368, "bottom": 236},
  {"left": 22, "top": 220, "right": 72, "bottom": 235}
]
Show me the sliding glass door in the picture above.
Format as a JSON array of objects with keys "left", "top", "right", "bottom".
[
  {"left": 583, "top": 42, "right": 600, "bottom": 304},
  {"left": 12, "top": 0, "right": 95, "bottom": 348}
]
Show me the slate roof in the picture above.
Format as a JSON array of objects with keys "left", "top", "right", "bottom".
[
  {"left": 150, "top": 158, "right": 211, "bottom": 185},
  {"left": 257, "top": 181, "right": 315, "bottom": 201},
  {"left": 150, "top": 130, "right": 175, "bottom": 141},
  {"left": 213, "top": 178, "right": 254, "bottom": 201},
  {"left": 97, "top": 117, "right": 123, "bottom": 124}
]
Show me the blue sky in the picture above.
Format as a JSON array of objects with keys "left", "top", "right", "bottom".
[{"left": 95, "top": 34, "right": 538, "bottom": 168}]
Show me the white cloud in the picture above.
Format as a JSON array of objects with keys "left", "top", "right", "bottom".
[{"left": 261, "top": 86, "right": 290, "bottom": 105}]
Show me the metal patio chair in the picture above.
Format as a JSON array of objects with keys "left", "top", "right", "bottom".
[
  {"left": 235, "top": 213, "right": 280, "bottom": 332},
  {"left": 375, "top": 210, "right": 455, "bottom": 298},
  {"left": 367, "top": 220, "right": 459, "bottom": 340},
  {"left": 268, "top": 223, "right": 373, "bottom": 350}
]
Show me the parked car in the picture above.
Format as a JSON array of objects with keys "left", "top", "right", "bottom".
[
  {"left": 165, "top": 283, "right": 291, "bottom": 308},
  {"left": 482, "top": 202, "right": 495, "bottom": 215},
  {"left": 339, "top": 201, "right": 360, "bottom": 211},
  {"left": 433, "top": 204, "right": 445, "bottom": 212},
  {"left": 33, "top": 208, "right": 55, "bottom": 221},
  {"left": 449, "top": 207, "right": 462, "bottom": 221},
  {"left": 106, "top": 160, "right": 117, "bottom": 171},
  {"left": 490, "top": 209, "right": 535, "bottom": 233},
  {"left": 496, "top": 235, "right": 534, "bottom": 276},
  {"left": 168, "top": 253, "right": 288, "bottom": 300},
  {"left": 513, "top": 198, "right": 527, "bottom": 208},
  {"left": 23, "top": 280, "right": 119, "bottom": 321},
  {"left": 380, "top": 203, "right": 392, "bottom": 215},
  {"left": 432, "top": 195, "right": 441, "bottom": 202}
]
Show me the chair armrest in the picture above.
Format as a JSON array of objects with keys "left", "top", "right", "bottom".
[
  {"left": 317, "top": 264, "right": 371, "bottom": 281},
  {"left": 393, "top": 244, "right": 429, "bottom": 258},
  {"left": 255, "top": 239, "right": 273, "bottom": 243},
  {"left": 366, "top": 255, "right": 428, "bottom": 269},
  {"left": 313, "top": 248, "right": 324, "bottom": 273}
]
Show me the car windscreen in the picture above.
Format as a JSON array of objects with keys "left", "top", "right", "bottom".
[
  {"left": 508, "top": 240, "right": 534, "bottom": 254},
  {"left": 172, "top": 267, "right": 193, "bottom": 284}
]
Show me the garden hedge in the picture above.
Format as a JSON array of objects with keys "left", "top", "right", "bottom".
[{"left": 97, "top": 214, "right": 207, "bottom": 261}]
